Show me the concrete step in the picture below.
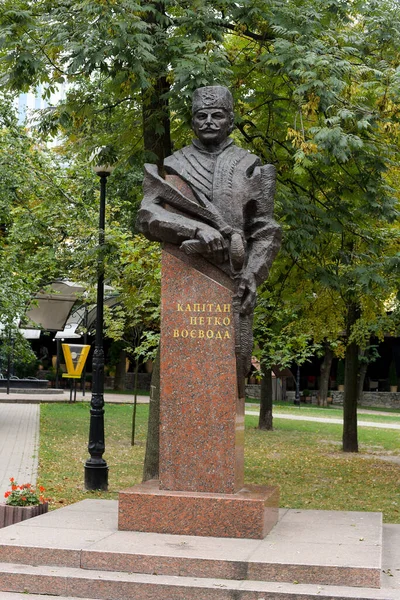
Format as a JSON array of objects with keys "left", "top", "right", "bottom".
[
  {"left": 0, "top": 500, "right": 398, "bottom": 600},
  {"left": 0, "top": 501, "right": 383, "bottom": 587},
  {"left": 0, "top": 561, "right": 399, "bottom": 600}
]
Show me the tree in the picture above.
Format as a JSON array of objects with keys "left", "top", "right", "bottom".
[
  {"left": 234, "top": 0, "right": 400, "bottom": 450},
  {"left": 1, "top": 0, "right": 400, "bottom": 458}
]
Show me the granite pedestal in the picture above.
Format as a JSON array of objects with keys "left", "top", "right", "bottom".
[{"left": 118, "top": 246, "right": 279, "bottom": 538}]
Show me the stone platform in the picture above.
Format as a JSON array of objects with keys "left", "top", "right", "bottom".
[
  {"left": 119, "top": 479, "right": 279, "bottom": 538},
  {"left": 0, "top": 499, "right": 397, "bottom": 600}
]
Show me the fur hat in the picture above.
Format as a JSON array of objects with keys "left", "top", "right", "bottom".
[{"left": 192, "top": 86, "right": 233, "bottom": 114}]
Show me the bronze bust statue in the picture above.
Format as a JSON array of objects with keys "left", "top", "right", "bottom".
[{"left": 137, "top": 85, "right": 281, "bottom": 386}]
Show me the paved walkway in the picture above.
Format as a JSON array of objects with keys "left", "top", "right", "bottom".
[
  {"left": 245, "top": 408, "right": 400, "bottom": 430},
  {"left": 0, "top": 390, "right": 150, "bottom": 404},
  {"left": 0, "top": 404, "right": 39, "bottom": 499}
]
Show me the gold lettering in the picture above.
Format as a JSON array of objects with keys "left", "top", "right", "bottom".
[
  {"left": 173, "top": 327, "right": 231, "bottom": 340},
  {"left": 174, "top": 301, "right": 232, "bottom": 339},
  {"left": 177, "top": 303, "right": 231, "bottom": 314}
]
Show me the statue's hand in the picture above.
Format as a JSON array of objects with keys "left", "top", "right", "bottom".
[
  {"left": 235, "top": 272, "right": 257, "bottom": 315},
  {"left": 195, "top": 226, "right": 229, "bottom": 264}
]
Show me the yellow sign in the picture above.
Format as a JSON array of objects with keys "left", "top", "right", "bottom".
[{"left": 61, "top": 344, "right": 90, "bottom": 378}]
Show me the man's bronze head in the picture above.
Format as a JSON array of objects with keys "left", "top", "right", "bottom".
[{"left": 191, "top": 86, "right": 235, "bottom": 147}]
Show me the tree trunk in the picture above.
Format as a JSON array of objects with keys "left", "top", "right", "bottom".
[
  {"left": 259, "top": 366, "right": 273, "bottom": 430},
  {"left": 131, "top": 358, "right": 139, "bottom": 446},
  {"left": 357, "top": 348, "right": 367, "bottom": 405},
  {"left": 140, "top": 3, "right": 172, "bottom": 472},
  {"left": 113, "top": 349, "right": 127, "bottom": 391},
  {"left": 318, "top": 344, "right": 333, "bottom": 407},
  {"left": 140, "top": 68, "right": 170, "bottom": 468},
  {"left": 342, "top": 303, "right": 360, "bottom": 453},
  {"left": 142, "top": 347, "right": 160, "bottom": 482},
  {"left": 142, "top": 79, "right": 171, "bottom": 169}
]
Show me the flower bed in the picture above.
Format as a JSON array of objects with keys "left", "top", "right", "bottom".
[
  {"left": 0, "top": 502, "right": 48, "bottom": 528},
  {"left": 0, "top": 478, "right": 49, "bottom": 528}
]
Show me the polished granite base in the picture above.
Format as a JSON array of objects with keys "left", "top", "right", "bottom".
[{"left": 118, "top": 479, "right": 279, "bottom": 539}]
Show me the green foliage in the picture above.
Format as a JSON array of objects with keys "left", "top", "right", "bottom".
[
  {"left": 13, "top": 353, "right": 38, "bottom": 378},
  {"left": 0, "top": 0, "right": 400, "bottom": 378},
  {"left": 0, "top": 93, "right": 102, "bottom": 329},
  {"left": 240, "top": 0, "right": 400, "bottom": 376},
  {"left": 0, "top": 327, "right": 38, "bottom": 378},
  {"left": 134, "top": 330, "right": 160, "bottom": 362}
]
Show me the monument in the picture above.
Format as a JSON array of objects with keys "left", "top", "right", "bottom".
[
  {"left": 0, "top": 87, "right": 386, "bottom": 600},
  {"left": 119, "top": 85, "right": 282, "bottom": 538}
]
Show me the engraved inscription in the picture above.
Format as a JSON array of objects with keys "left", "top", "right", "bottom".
[
  {"left": 173, "top": 303, "right": 231, "bottom": 340},
  {"left": 177, "top": 303, "right": 231, "bottom": 312}
]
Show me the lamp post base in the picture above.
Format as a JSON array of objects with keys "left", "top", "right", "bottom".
[{"left": 84, "top": 461, "right": 109, "bottom": 491}]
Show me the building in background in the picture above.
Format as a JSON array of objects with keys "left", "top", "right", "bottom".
[{"left": 16, "top": 84, "right": 67, "bottom": 125}]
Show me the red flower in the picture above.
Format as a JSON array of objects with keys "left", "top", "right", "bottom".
[
  {"left": 4, "top": 491, "right": 10, "bottom": 498},
  {"left": 39, "top": 486, "right": 45, "bottom": 493},
  {"left": 9, "top": 478, "right": 14, "bottom": 483},
  {"left": 11, "top": 485, "right": 17, "bottom": 491}
]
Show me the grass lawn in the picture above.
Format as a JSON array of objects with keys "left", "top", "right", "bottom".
[
  {"left": 39, "top": 403, "right": 400, "bottom": 523},
  {"left": 39, "top": 403, "right": 148, "bottom": 508}
]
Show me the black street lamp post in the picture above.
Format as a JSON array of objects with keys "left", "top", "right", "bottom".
[
  {"left": 84, "top": 166, "right": 112, "bottom": 491},
  {"left": 54, "top": 338, "right": 62, "bottom": 389}
]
